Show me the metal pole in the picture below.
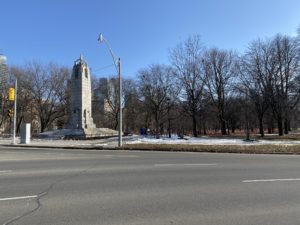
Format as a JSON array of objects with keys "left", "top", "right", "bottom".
[
  {"left": 98, "top": 34, "right": 122, "bottom": 146},
  {"left": 118, "top": 58, "right": 122, "bottom": 147},
  {"left": 245, "top": 89, "right": 250, "bottom": 141},
  {"left": 12, "top": 79, "right": 17, "bottom": 144}
]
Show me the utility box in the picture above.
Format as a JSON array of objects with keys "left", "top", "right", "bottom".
[{"left": 20, "top": 123, "right": 31, "bottom": 144}]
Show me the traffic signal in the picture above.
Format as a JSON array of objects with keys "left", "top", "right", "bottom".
[
  {"left": 7, "top": 109, "right": 13, "bottom": 118},
  {"left": 8, "top": 88, "right": 15, "bottom": 101}
]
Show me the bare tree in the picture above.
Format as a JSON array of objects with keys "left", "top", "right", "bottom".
[
  {"left": 238, "top": 35, "right": 300, "bottom": 136},
  {"left": 93, "top": 76, "right": 138, "bottom": 131},
  {"left": 21, "top": 62, "right": 70, "bottom": 133},
  {"left": 239, "top": 40, "right": 270, "bottom": 137},
  {"left": 10, "top": 66, "right": 34, "bottom": 133},
  {"left": 170, "top": 35, "right": 205, "bottom": 137},
  {"left": 122, "top": 78, "right": 141, "bottom": 134},
  {"left": 272, "top": 35, "right": 300, "bottom": 134},
  {"left": 138, "top": 64, "right": 176, "bottom": 138},
  {"left": 203, "top": 48, "right": 237, "bottom": 135}
]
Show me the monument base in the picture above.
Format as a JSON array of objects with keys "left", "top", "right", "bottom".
[{"left": 37, "top": 128, "right": 119, "bottom": 140}]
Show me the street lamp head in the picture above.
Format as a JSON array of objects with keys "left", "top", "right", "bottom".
[{"left": 98, "top": 33, "right": 104, "bottom": 43}]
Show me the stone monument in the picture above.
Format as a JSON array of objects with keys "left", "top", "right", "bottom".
[
  {"left": 65, "top": 55, "right": 118, "bottom": 138},
  {"left": 0, "top": 54, "right": 9, "bottom": 98},
  {"left": 67, "top": 55, "right": 97, "bottom": 131},
  {"left": 39, "top": 55, "right": 118, "bottom": 139}
]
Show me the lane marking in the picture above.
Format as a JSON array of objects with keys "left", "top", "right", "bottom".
[
  {"left": 103, "top": 155, "right": 140, "bottom": 158},
  {"left": 0, "top": 157, "right": 92, "bottom": 161},
  {"left": 0, "top": 195, "right": 38, "bottom": 201},
  {"left": 155, "top": 163, "right": 217, "bottom": 167},
  {"left": 0, "top": 170, "right": 12, "bottom": 174},
  {"left": 0, "top": 151, "right": 26, "bottom": 154},
  {"left": 243, "top": 178, "right": 300, "bottom": 183}
]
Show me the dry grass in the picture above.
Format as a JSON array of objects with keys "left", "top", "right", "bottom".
[
  {"left": 123, "top": 143, "right": 300, "bottom": 155},
  {"left": 204, "top": 134, "right": 300, "bottom": 141}
]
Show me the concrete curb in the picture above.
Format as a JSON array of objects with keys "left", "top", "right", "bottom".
[
  {"left": 2, "top": 143, "right": 300, "bottom": 155},
  {"left": 122, "top": 144, "right": 300, "bottom": 155},
  {"left": 0, "top": 144, "right": 120, "bottom": 150}
]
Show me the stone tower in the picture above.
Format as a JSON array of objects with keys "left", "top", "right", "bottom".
[
  {"left": 67, "top": 55, "right": 97, "bottom": 133},
  {"left": 38, "top": 55, "right": 117, "bottom": 139},
  {"left": 0, "top": 54, "right": 9, "bottom": 104},
  {"left": 0, "top": 54, "right": 8, "bottom": 88}
]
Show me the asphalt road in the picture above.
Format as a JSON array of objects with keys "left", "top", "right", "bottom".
[{"left": 1, "top": 147, "right": 300, "bottom": 225}]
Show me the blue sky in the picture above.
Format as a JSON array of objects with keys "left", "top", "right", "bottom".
[{"left": 1, "top": 0, "right": 300, "bottom": 78}]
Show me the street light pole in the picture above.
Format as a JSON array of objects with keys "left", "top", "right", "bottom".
[
  {"left": 118, "top": 58, "right": 122, "bottom": 147},
  {"left": 98, "top": 34, "right": 122, "bottom": 147},
  {"left": 13, "top": 78, "right": 17, "bottom": 144}
]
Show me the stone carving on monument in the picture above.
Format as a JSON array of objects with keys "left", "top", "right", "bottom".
[{"left": 40, "top": 55, "right": 118, "bottom": 139}]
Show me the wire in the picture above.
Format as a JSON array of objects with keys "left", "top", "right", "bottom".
[{"left": 92, "top": 64, "right": 115, "bottom": 72}]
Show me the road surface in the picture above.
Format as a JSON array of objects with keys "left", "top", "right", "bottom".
[{"left": 1, "top": 147, "right": 300, "bottom": 225}]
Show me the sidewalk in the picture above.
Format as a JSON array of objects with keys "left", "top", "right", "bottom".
[{"left": 0, "top": 136, "right": 136, "bottom": 150}]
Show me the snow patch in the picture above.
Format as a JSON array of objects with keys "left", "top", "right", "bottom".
[{"left": 126, "top": 135, "right": 300, "bottom": 146}]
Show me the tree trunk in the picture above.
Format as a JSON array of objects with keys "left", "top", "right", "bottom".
[
  {"left": 284, "top": 118, "right": 289, "bottom": 135},
  {"left": 16, "top": 116, "right": 24, "bottom": 134},
  {"left": 219, "top": 106, "right": 227, "bottom": 135},
  {"left": 229, "top": 118, "right": 235, "bottom": 133},
  {"left": 198, "top": 121, "right": 202, "bottom": 135},
  {"left": 155, "top": 113, "right": 160, "bottom": 139},
  {"left": 277, "top": 116, "right": 283, "bottom": 136},
  {"left": 203, "top": 122, "right": 207, "bottom": 135},
  {"left": 226, "top": 121, "right": 230, "bottom": 135},
  {"left": 259, "top": 117, "right": 264, "bottom": 137},
  {"left": 114, "top": 113, "right": 119, "bottom": 130},
  {"left": 220, "top": 118, "right": 227, "bottom": 135},
  {"left": 192, "top": 112, "right": 198, "bottom": 137},
  {"left": 231, "top": 124, "right": 235, "bottom": 134},
  {"left": 168, "top": 118, "right": 171, "bottom": 138},
  {"left": 40, "top": 118, "right": 45, "bottom": 133},
  {"left": 268, "top": 117, "right": 274, "bottom": 134}
]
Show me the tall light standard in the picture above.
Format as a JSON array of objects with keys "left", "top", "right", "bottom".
[
  {"left": 98, "top": 33, "right": 122, "bottom": 147},
  {"left": 8, "top": 75, "right": 17, "bottom": 144}
]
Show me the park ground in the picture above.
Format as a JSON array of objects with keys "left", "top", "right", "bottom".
[{"left": 2, "top": 133, "right": 300, "bottom": 154}]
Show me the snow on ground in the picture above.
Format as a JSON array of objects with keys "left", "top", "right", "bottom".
[
  {"left": 125, "top": 135, "right": 300, "bottom": 145},
  {"left": 5, "top": 134, "right": 299, "bottom": 147}
]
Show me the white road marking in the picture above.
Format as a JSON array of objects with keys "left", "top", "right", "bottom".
[
  {"left": 103, "top": 155, "right": 140, "bottom": 158},
  {"left": 0, "top": 157, "right": 92, "bottom": 161},
  {"left": 0, "top": 151, "right": 26, "bottom": 154},
  {"left": 155, "top": 163, "right": 217, "bottom": 167},
  {"left": 0, "top": 195, "right": 38, "bottom": 201},
  {"left": 243, "top": 178, "right": 300, "bottom": 183},
  {"left": 0, "top": 170, "right": 12, "bottom": 174}
]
